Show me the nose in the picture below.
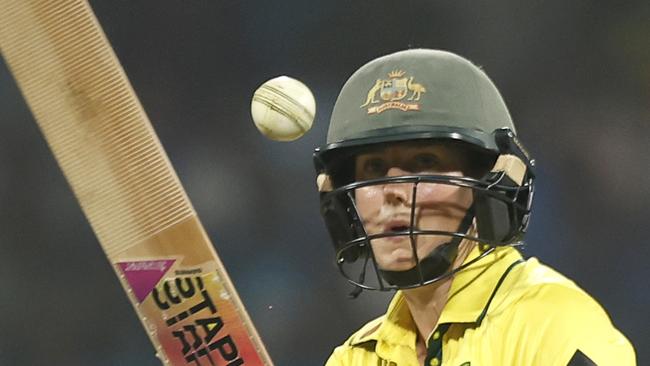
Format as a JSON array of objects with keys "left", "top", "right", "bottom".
[{"left": 383, "top": 167, "right": 412, "bottom": 205}]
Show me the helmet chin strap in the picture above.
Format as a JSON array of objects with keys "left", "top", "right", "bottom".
[{"left": 378, "top": 207, "right": 475, "bottom": 288}]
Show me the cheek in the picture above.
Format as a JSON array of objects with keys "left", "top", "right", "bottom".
[
  {"left": 415, "top": 171, "right": 472, "bottom": 207},
  {"left": 355, "top": 186, "right": 383, "bottom": 219},
  {"left": 415, "top": 183, "right": 473, "bottom": 208}
]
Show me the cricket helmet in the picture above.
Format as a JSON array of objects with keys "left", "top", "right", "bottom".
[{"left": 314, "top": 49, "right": 535, "bottom": 292}]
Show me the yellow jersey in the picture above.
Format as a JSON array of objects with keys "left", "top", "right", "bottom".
[{"left": 326, "top": 246, "right": 635, "bottom": 366}]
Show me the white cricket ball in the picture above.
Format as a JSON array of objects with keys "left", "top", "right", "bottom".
[{"left": 251, "top": 76, "right": 316, "bottom": 141}]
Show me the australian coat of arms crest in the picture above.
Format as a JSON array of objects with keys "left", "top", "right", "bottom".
[{"left": 361, "top": 70, "right": 426, "bottom": 114}]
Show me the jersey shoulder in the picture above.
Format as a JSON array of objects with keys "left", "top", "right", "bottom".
[
  {"left": 325, "top": 316, "right": 384, "bottom": 366},
  {"left": 347, "top": 314, "right": 385, "bottom": 345},
  {"left": 493, "top": 257, "right": 636, "bottom": 365}
]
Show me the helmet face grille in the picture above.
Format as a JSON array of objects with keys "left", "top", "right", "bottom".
[{"left": 319, "top": 172, "right": 534, "bottom": 291}]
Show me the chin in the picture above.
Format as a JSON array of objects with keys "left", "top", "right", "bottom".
[
  {"left": 381, "top": 262, "right": 416, "bottom": 272},
  {"left": 377, "top": 252, "right": 416, "bottom": 271}
]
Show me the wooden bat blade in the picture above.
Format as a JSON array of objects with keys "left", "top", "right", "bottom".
[{"left": 0, "top": 1, "right": 273, "bottom": 365}]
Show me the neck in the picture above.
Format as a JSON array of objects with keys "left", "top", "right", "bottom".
[
  {"left": 402, "top": 240, "right": 476, "bottom": 344},
  {"left": 403, "top": 276, "right": 452, "bottom": 342}
]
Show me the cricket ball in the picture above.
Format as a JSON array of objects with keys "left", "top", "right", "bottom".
[{"left": 251, "top": 76, "right": 316, "bottom": 141}]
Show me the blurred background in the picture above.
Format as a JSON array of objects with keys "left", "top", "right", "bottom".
[{"left": 1, "top": 0, "right": 648, "bottom": 365}]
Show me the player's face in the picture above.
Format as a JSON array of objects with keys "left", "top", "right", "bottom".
[{"left": 354, "top": 142, "right": 474, "bottom": 272}]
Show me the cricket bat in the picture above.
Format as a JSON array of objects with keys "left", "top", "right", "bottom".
[{"left": 0, "top": 1, "right": 273, "bottom": 365}]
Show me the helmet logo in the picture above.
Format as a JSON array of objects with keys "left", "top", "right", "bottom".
[{"left": 360, "top": 70, "right": 426, "bottom": 115}]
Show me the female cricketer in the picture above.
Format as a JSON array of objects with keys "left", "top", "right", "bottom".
[{"left": 313, "top": 49, "right": 635, "bottom": 366}]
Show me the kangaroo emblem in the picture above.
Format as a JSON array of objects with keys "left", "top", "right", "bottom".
[
  {"left": 361, "top": 79, "right": 383, "bottom": 108},
  {"left": 407, "top": 77, "right": 426, "bottom": 101}
]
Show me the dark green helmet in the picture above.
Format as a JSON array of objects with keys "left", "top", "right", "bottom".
[
  {"left": 321, "top": 49, "right": 516, "bottom": 163},
  {"left": 314, "top": 49, "right": 535, "bottom": 293}
]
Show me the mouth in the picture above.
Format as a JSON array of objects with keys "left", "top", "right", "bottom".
[{"left": 382, "top": 219, "right": 412, "bottom": 238}]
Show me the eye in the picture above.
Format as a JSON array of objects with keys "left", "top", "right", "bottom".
[
  {"left": 361, "top": 157, "right": 388, "bottom": 179},
  {"left": 410, "top": 153, "right": 440, "bottom": 172}
]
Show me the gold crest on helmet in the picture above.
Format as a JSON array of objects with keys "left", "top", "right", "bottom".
[{"left": 360, "top": 70, "right": 426, "bottom": 114}]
